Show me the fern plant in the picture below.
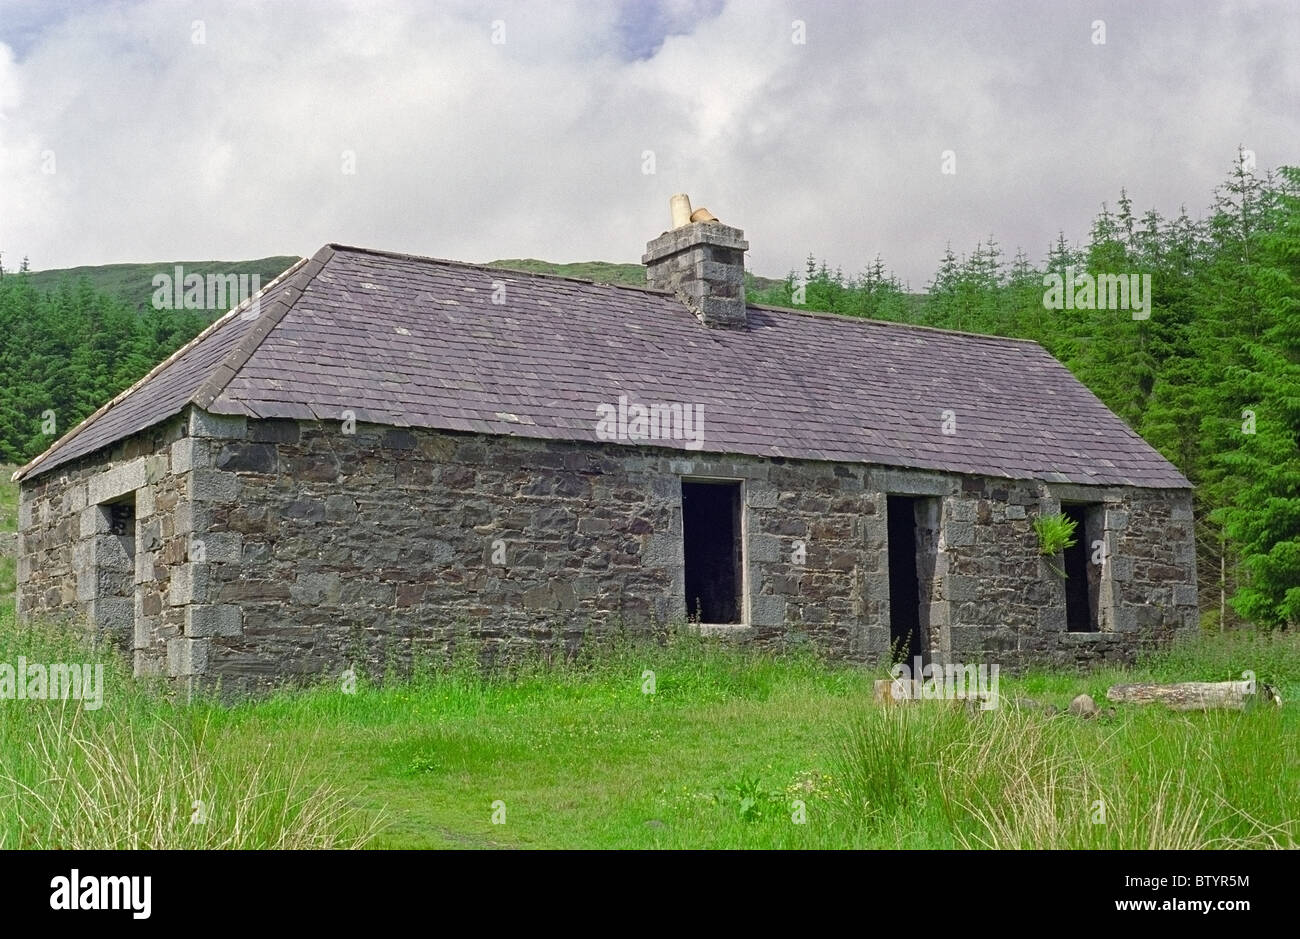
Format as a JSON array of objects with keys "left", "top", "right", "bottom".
[{"left": 1034, "top": 513, "right": 1078, "bottom": 577}]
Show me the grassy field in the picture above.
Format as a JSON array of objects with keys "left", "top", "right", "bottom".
[{"left": 0, "top": 596, "right": 1295, "bottom": 850}]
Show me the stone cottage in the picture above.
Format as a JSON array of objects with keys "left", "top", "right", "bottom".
[{"left": 14, "top": 200, "right": 1198, "bottom": 693}]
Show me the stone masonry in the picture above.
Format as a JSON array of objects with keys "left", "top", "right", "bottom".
[
  {"left": 643, "top": 221, "right": 749, "bottom": 328},
  {"left": 17, "top": 405, "right": 1199, "bottom": 695}
]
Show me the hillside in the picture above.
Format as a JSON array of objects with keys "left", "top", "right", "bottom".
[
  {"left": 22, "top": 257, "right": 303, "bottom": 311},
  {"left": 488, "top": 257, "right": 787, "bottom": 292},
  {"left": 22, "top": 255, "right": 786, "bottom": 311}
]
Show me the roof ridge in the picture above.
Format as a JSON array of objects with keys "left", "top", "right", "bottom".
[
  {"left": 328, "top": 244, "right": 1044, "bottom": 345},
  {"left": 12, "top": 254, "right": 314, "bottom": 482},
  {"left": 191, "top": 245, "right": 335, "bottom": 410},
  {"left": 327, "top": 243, "right": 673, "bottom": 296},
  {"left": 747, "top": 301, "right": 1046, "bottom": 345}
]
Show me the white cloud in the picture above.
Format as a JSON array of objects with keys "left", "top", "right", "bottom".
[{"left": 0, "top": 0, "right": 1297, "bottom": 287}]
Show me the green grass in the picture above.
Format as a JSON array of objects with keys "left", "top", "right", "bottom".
[{"left": 0, "top": 596, "right": 1295, "bottom": 849}]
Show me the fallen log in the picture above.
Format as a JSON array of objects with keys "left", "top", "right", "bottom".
[{"left": 1106, "top": 680, "right": 1282, "bottom": 712}]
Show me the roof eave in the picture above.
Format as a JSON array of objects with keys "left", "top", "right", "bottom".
[{"left": 12, "top": 251, "right": 320, "bottom": 484}]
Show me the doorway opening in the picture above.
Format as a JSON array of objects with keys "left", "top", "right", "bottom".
[
  {"left": 682, "top": 479, "right": 743, "bottom": 624},
  {"left": 90, "top": 492, "right": 138, "bottom": 649},
  {"left": 1062, "top": 502, "right": 1101, "bottom": 632},
  {"left": 887, "top": 495, "right": 927, "bottom": 663}
]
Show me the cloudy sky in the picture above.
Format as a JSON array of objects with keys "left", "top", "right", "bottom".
[{"left": 1, "top": 0, "right": 1297, "bottom": 287}]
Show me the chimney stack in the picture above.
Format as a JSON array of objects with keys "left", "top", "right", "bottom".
[{"left": 643, "top": 194, "right": 749, "bottom": 329}]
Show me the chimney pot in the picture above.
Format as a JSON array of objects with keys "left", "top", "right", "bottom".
[{"left": 669, "top": 193, "right": 693, "bottom": 229}]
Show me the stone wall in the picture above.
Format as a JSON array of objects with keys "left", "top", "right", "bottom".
[
  {"left": 17, "top": 406, "right": 1199, "bottom": 694},
  {"left": 16, "top": 414, "right": 190, "bottom": 675},
  {"left": 939, "top": 477, "right": 1198, "bottom": 669},
  {"left": 187, "top": 416, "right": 895, "bottom": 693}
]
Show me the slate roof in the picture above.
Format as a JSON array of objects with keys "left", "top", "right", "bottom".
[{"left": 15, "top": 244, "right": 1191, "bottom": 488}]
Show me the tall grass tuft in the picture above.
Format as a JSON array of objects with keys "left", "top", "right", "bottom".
[
  {"left": 1, "top": 705, "right": 378, "bottom": 849},
  {"left": 0, "top": 607, "right": 382, "bottom": 849},
  {"left": 832, "top": 702, "right": 1296, "bottom": 849}
]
